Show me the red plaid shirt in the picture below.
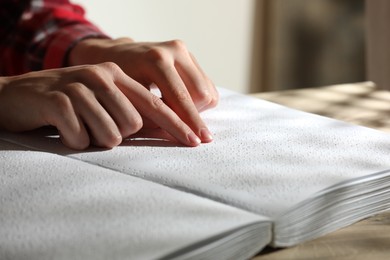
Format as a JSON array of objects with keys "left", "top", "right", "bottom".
[{"left": 0, "top": 0, "right": 109, "bottom": 76}]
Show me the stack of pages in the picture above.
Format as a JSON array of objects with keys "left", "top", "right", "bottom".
[{"left": 1, "top": 87, "right": 390, "bottom": 259}]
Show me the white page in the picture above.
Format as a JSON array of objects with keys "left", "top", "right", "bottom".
[
  {"left": 2, "top": 88, "right": 390, "bottom": 219},
  {"left": 0, "top": 144, "right": 268, "bottom": 260}
]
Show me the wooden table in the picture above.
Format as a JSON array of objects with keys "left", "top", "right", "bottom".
[{"left": 252, "top": 82, "right": 390, "bottom": 259}]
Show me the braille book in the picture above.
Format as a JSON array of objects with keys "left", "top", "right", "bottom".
[{"left": 1, "top": 87, "right": 390, "bottom": 259}]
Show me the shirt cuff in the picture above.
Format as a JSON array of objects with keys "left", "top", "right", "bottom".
[{"left": 43, "top": 23, "right": 110, "bottom": 69}]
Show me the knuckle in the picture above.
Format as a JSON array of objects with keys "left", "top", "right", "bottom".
[
  {"left": 63, "top": 82, "right": 87, "bottom": 96},
  {"left": 100, "top": 61, "right": 121, "bottom": 72},
  {"left": 50, "top": 92, "right": 73, "bottom": 116},
  {"left": 192, "top": 88, "right": 219, "bottom": 111},
  {"left": 196, "top": 90, "right": 213, "bottom": 104},
  {"left": 115, "top": 37, "right": 134, "bottom": 44},
  {"left": 167, "top": 39, "right": 187, "bottom": 52},
  {"left": 145, "top": 47, "right": 170, "bottom": 65},
  {"left": 83, "top": 64, "right": 102, "bottom": 77},
  {"left": 150, "top": 94, "right": 166, "bottom": 110},
  {"left": 81, "top": 64, "right": 118, "bottom": 94},
  {"left": 142, "top": 94, "right": 165, "bottom": 119},
  {"left": 205, "top": 90, "right": 219, "bottom": 108},
  {"left": 199, "top": 80, "right": 219, "bottom": 108},
  {"left": 209, "top": 95, "right": 219, "bottom": 108},
  {"left": 82, "top": 63, "right": 116, "bottom": 83},
  {"left": 174, "top": 89, "right": 191, "bottom": 103}
]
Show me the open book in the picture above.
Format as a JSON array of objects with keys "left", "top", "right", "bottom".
[{"left": 1, "top": 87, "right": 390, "bottom": 259}]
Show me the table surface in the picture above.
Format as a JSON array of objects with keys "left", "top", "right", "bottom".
[{"left": 252, "top": 82, "right": 390, "bottom": 259}]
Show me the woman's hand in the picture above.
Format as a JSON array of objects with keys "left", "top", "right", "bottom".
[
  {"left": 69, "top": 38, "right": 218, "bottom": 144},
  {"left": 0, "top": 63, "right": 209, "bottom": 150}
]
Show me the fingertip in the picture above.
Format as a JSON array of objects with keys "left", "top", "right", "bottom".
[
  {"left": 92, "top": 132, "right": 123, "bottom": 149},
  {"left": 108, "top": 134, "right": 123, "bottom": 148},
  {"left": 187, "top": 132, "right": 201, "bottom": 147},
  {"left": 199, "top": 128, "right": 213, "bottom": 143},
  {"left": 59, "top": 131, "right": 90, "bottom": 150}
]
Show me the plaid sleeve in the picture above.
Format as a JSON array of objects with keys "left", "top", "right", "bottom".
[
  {"left": 39, "top": 22, "right": 109, "bottom": 70},
  {"left": 0, "top": 0, "right": 109, "bottom": 76}
]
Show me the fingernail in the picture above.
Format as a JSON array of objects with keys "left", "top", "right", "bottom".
[
  {"left": 187, "top": 132, "right": 201, "bottom": 146},
  {"left": 200, "top": 128, "right": 213, "bottom": 143}
]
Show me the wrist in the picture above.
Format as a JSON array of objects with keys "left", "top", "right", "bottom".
[{"left": 68, "top": 37, "right": 134, "bottom": 66}]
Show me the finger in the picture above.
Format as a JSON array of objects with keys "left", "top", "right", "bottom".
[
  {"left": 64, "top": 83, "right": 122, "bottom": 148},
  {"left": 58, "top": 116, "right": 89, "bottom": 150},
  {"left": 115, "top": 74, "right": 202, "bottom": 146},
  {"left": 76, "top": 62, "right": 143, "bottom": 139},
  {"left": 135, "top": 91, "right": 202, "bottom": 146},
  {"left": 94, "top": 80, "right": 143, "bottom": 138},
  {"left": 149, "top": 64, "right": 213, "bottom": 143},
  {"left": 188, "top": 53, "right": 219, "bottom": 111},
  {"left": 43, "top": 92, "right": 90, "bottom": 150},
  {"left": 175, "top": 52, "right": 218, "bottom": 112}
]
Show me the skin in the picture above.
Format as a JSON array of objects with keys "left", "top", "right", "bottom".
[{"left": 0, "top": 38, "right": 218, "bottom": 150}]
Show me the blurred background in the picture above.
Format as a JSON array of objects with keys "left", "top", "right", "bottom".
[{"left": 74, "top": 0, "right": 365, "bottom": 93}]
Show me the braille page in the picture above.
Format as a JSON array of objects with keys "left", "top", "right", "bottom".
[
  {"left": 0, "top": 148, "right": 269, "bottom": 260},
  {"left": 1, "top": 88, "right": 390, "bottom": 219}
]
